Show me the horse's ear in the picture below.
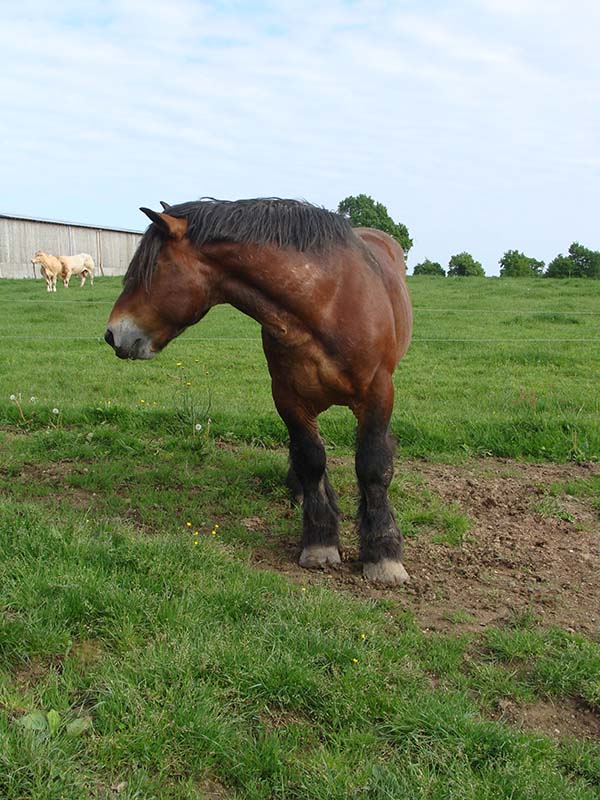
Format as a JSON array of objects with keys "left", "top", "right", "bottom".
[
  {"left": 139, "top": 207, "right": 187, "bottom": 241},
  {"left": 159, "top": 201, "right": 171, "bottom": 211}
]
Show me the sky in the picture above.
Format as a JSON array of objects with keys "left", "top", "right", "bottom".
[{"left": 1, "top": 0, "right": 599, "bottom": 275}]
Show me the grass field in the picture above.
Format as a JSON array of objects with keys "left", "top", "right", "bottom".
[{"left": 1, "top": 276, "right": 599, "bottom": 799}]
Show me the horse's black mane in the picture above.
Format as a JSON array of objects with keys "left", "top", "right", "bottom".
[{"left": 124, "top": 197, "right": 357, "bottom": 289}]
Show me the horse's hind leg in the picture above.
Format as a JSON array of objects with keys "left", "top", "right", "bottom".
[
  {"left": 285, "top": 465, "right": 304, "bottom": 505},
  {"left": 355, "top": 372, "right": 409, "bottom": 585},
  {"left": 80, "top": 271, "right": 87, "bottom": 288}
]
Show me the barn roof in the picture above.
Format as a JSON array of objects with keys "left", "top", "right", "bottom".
[{"left": 0, "top": 212, "right": 143, "bottom": 236}]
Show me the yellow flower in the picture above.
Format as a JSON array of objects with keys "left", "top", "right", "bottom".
[
  {"left": 215, "top": 524, "right": 219, "bottom": 529},
  {"left": 186, "top": 522, "right": 192, "bottom": 527},
  {"left": 361, "top": 634, "right": 366, "bottom": 640},
  {"left": 176, "top": 361, "right": 182, "bottom": 366},
  {"left": 186, "top": 381, "right": 192, "bottom": 387},
  {"left": 193, "top": 541, "right": 199, "bottom": 546},
  {"left": 194, "top": 531, "right": 199, "bottom": 536},
  {"left": 140, "top": 399, "right": 145, "bottom": 404},
  {"left": 211, "top": 530, "right": 216, "bottom": 536},
  {"left": 352, "top": 658, "right": 359, "bottom": 664}
]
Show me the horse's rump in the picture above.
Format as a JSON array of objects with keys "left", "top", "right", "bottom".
[{"left": 60, "top": 253, "right": 95, "bottom": 275}]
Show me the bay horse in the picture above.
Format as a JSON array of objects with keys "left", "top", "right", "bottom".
[
  {"left": 31, "top": 250, "right": 66, "bottom": 292},
  {"left": 105, "top": 199, "right": 413, "bottom": 585},
  {"left": 59, "top": 253, "right": 95, "bottom": 287}
]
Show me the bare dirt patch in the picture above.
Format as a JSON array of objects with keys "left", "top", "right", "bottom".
[
  {"left": 493, "top": 696, "right": 600, "bottom": 741},
  {"left": 251, "top": 458, "right": 600, "bottom": 638}
]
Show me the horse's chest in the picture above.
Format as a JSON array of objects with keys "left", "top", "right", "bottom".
[{"left": 287, "top": 348, "right": 354, "bottom": 402}]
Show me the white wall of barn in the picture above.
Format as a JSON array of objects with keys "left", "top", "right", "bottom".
[{"left": 0, "top": 217, "right": 142, "bottom": 278}]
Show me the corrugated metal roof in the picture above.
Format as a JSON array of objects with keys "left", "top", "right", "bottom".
[{"left": 0, "top": 212, "right": 143, "bottom": 236}]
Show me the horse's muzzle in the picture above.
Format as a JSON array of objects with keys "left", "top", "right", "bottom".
[{"left": 104, "top": 322, "right": 154, "bottom": 360}]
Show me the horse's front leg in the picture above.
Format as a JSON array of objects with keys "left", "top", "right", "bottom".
[
  {"left": 289, "top": 419, "right": 341, "bottom": 568},
  {"left": 272, "top": 386, "right": 340, "bottom": 567},
  {"left": 355, "top": 373, "right": 409, "bottom": 585}
]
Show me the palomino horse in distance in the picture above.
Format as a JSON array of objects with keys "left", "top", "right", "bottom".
[
  {"left": 59, "top": 253, "right": 95, "bottom": 287},
  {"left": 31, "top": 251, "right": 95, "bottom": 290},
  {"left": 31, "top": 250, "right": 65, "bottom": 292},
  {"left": 105, "top": 199, "right": 413, "bottom": 585}
]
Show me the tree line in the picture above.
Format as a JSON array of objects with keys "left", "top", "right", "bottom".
[{"left": 338, "top": 194, "right": 600, "bottom": 278}]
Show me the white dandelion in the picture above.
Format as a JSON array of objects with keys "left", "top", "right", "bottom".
[
  {"left": 195, "top": 423, "right": 202, "bottom": 432},
  {"left": 52, "top": 408, "right": 60, "bottom": 415},
  {"left": 9, "top": 394, "right": 16, "bottom": 401}
]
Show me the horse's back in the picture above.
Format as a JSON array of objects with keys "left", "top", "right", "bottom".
[
  {"left": 61, "top": 253, "right": 94, "bottom": 273},
  {"left": 354, "top": 228, "right": 412, "bottom": 362}
]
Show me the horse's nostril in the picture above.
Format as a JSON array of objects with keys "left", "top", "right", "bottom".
[{"left": 104, "top": 328, "right": 115, "bottom": 348}]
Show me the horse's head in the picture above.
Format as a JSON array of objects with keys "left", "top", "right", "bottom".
[
  {"left": 105, "top": 207, "right": 216, "bottom": 360},
  {"left": 31, "top": 250, "right": 44, "bottom": 265}
]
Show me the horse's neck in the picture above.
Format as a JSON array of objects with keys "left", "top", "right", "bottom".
[{"left": 211, "top": 243, "right": 324, "bottom": 333}]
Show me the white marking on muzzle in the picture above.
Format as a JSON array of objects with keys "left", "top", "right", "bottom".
[{"left": 108, "top": 317, "right": 155, "bottom": 360}]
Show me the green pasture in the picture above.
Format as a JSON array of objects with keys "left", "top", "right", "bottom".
[
  {"left": 1, "top": 275, "right": 600, "bottom": 460},
  {"left": 1, "top": 276, "right": 599, "bottom": 798}
]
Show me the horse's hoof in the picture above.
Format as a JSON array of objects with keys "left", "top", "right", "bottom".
[
  {"left": 363, "top": 559, "right": 410, "bottom": 585},
  {"left": 299, "top": 545, "right": 341, "bottom": 569}
]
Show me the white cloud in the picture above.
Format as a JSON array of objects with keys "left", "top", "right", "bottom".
[{"left": 0, "top": 0, "right": 599, "bottom": 272}]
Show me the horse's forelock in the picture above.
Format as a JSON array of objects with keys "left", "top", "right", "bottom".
[{"left": 123, "top": 224, "right": 164, "bottom": 291}]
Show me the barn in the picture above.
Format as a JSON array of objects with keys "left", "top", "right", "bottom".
[{"left": 0, "top": 213, "right": 143, "bottom": 279}]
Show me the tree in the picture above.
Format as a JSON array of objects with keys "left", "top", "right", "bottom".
[
  {"left": 413, "top": 259, "right": 445, "bottom": 276},
  {"left": 447, "top": 252, "right": 485, "bottom": 277},
  {"left": 337, "top": 194, "right": 412, "bottom": 254},
  {"left": 545, "top": 254, "right": 573, "bottom": 278},
  {"left": 499, "top": 250, "right": 544, "bottom": 278},
  {"left": 546, "top": 242, "right": 600, "bottom": 278}
]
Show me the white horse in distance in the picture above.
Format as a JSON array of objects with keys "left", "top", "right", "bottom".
[
  {"left": 31, "top": 251, "right": 95, "bottom": 290},
  {"left": 59, "top": 253, "right": 95, "bottom": 287}
]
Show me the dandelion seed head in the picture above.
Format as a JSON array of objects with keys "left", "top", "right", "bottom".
[
  {"left": 9, "top": 394, "right": 16, "bottom": 401},
  {"left": 195, "top": 423, "right": 202, "bottom": 431},
  {"left": 30, "top": 396, "right": 37, "bottom": 403},
  {"left": 52, "top": 408, "right": 60, "bottom": 415}
]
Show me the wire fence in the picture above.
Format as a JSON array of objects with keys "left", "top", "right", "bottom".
[
  {"left": 1, "top": 297, "right": 599, "bottom": 315},
  {"left": 1, "top": 295, "right": 599, "bottom": 346},
  {"left": 2, "top": 335, "right": 600, "bottom": 344}
]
